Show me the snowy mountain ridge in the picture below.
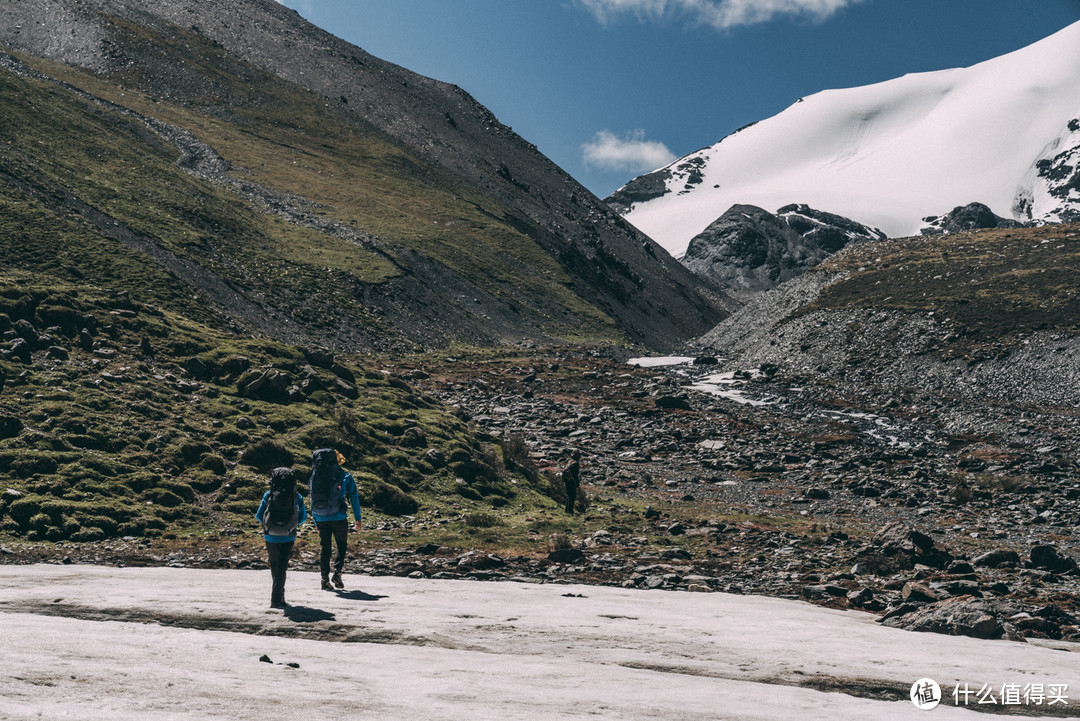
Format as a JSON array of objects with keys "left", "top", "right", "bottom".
[{"left": 610, "top": 20, "right": 1080, "bottom": 258}]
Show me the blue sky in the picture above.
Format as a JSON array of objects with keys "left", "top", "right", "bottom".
[{"left": 275, "top": 0, "right": 1080, "bottom": 199}]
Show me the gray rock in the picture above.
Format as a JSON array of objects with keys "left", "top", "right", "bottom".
[
  {"left": 920, "top": 202, "right": 1024, "bottom": 235},
  {"left": 654, "top": 395, "right": 692, "bottom": 411},
  {"left": 880, "top": 596, "right": 1015, "bottom": 640},
  {"left": 1029, "top": 545, "right": 1078, "bottom": 573},
  {"left": 547, "top": 548, "right": 584, "bottom": 563},
  {"left": 901, "top": 582, "right": 939, "bottom": 603},
  {"left": 79, "top": 327, "right": 94, "bottom": 351},
  {"left": 941, "top": 579, "right": 982, "bottom": 597},
  {"left": 681, "top": 204, "right": 884, "bottom": 294},
  {"left": 945, "top": 560, "right": 975, "bottom": 575},
  {"left": 972, "top": 549, "right": 1021, "bottom": 568},
  {"left": 1012, "top": 616, "right": 1063, "bottom": 639},
  {"left": 7, "top": 337, "right": 31, "bottom": 362},
  {"left": 12, "top": 318, "right": 39, "bottom": 345}
]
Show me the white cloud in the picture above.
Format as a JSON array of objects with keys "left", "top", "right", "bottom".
[
  {"left": 582, "top": 129, "right": 676, "bottom": 172},
  {"left": 577, "top": 0, "right": 865, "bottom": 29}
]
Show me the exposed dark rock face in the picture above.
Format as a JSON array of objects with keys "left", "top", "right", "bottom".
[
  {"left": 1017, "top": 116, "right": 1080, "bottom": 223},
  {"left": 920, "top": 202, "right": 1024, "bottom": 235},
  {"left": 852, "top": 523, "right": 952, "bottom": 574},
  {"left": 1030, "top": 545, "right": 1079, "bottom": 573},
  {"left": 680, "top": 204, "right": 885, "bottom": 295},
  {"left": 0, "top": 0, "right": 728, "bottom": 351},
  {"left": 606, "top": 156, "right": 714, "bottom": 215},
  {"left": 605, "top": 168, "right": 672, "bottom": 215}
]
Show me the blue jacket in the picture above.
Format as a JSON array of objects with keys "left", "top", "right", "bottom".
[
  {"left": 311, "top": 468, "right": 362, "bottom": 525},
  {"left": 255, "top": 491, "right": 306, "bottom": 543}
]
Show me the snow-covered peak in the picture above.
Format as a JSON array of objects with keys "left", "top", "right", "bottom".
[{"left": 612, "top": 20, "right": 1080, "bottom": 258}]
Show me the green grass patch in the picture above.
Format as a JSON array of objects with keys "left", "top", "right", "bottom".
[{"left": 0, "top": 275, "right": 568, "bottom": 544}]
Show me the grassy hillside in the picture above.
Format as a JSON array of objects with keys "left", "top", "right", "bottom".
[
  {"left": 0, "top": 271, "right": 563, "bottom": 545},
  {"left": 0, "top": 34, "right": 621, "bottom": 351}
]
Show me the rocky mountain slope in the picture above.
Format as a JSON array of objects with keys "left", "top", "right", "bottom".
[
  {"left": 681, "top": 204, "right": 885, "bottom": 296},
  {"left": 609, "top": 21, "right": 1080, "bottom": 257},
  {"left": 0, "top": 0, "right": 727, "bottom": 352},
  {"left": 691, "top": 223, "right": 1080, "bottom": 414}
]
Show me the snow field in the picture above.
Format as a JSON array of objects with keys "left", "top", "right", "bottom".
[{"left": 1, "top": 565, "right": 1077, "bottom": 719}]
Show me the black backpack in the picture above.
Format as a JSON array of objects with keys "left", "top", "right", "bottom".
[
  {"left": 309, "top": 448, "right": 343, "bottom": 517},
  {"left": 262, "top": 467, "right": 299, "bottom": 536}
]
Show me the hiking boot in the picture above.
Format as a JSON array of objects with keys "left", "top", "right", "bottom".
[
  {"left": 331, "top": 572, "right": 344, "bottom": 589},
  {"left": 320, "top": 576, "right": 332, "bottom": 591}
]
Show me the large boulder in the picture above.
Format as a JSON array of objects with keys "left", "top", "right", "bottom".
[
  {"left": 681, "top": 204, "right": 884, "bottom": 295},
  {"left": 920, "top": 202, "right": 1024, "bottom": 235},
  {"left": 851, "top": 522, "right": 953, "bottom": 573},
  {"left": 880, "top": 596, "right": 1019, "bottom": 640},
  {"left": 1030, "top": 545, "right": 1078, "bottom": 573},
  {"left": 239, "top": 368, "right": 293, "bottom": 403},
  {"left": 6, "top": 337, "right": 32, "bottom": 362},
  {"left": 971, "top": 549, "right": 1021, "bottom": 568}
]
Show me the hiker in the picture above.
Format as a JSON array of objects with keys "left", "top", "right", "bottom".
[
  {"left": 255, "top": 467, "right": 305, "bottom": 609},
  {"left": 309, "top": 448, "right": 362, "bottom": 591},
  {"left": 562, "top": 449, "right": 581, "bottom": 514}
]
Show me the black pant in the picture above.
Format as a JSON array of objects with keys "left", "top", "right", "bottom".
[
  {"left": 266, "top": 540, "right": 294, "bottom": 604},
  {"left": 564, "top": 484, "right": 578, "bottom": 513},
  {"left": 317, "top": 519, "right": 349, "bottom": 577}
]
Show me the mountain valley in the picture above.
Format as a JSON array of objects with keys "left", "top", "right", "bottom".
[{"left": 0, "top": 0, "right": 1077, "bottom": 655}]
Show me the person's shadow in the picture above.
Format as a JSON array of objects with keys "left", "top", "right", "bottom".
[
  {"left": 334, "top": 590, "right": 386, "bottom": 602},
  {"left": 283, "top": 605, "right": 336, "bottom": 622}
]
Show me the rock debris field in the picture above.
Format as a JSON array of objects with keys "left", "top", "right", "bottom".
[{"left": 406, "top": 351, "right": 1080, "bottom": 639}]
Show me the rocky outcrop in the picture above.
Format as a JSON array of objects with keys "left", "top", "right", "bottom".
[
  {"left": 606, "top": 156, "right": 711, "bottom": 215},
  {"left": 680, "top": 204, "right": 884, "bottom": 294},
  {"left": 1017, "top": 116, "right": 1080, "bottom": 224},
  {"left": 880, "top": 596, "right": 1018, "bottom": 640},
  {"left": 851, "top": 523, "right": 952, "bottom": 574},
  {"left": 605, "top": 168, "right": 671, "bottom": 215},
  {"left": 920, "top": 202, "right": 1024, "bottom": 235}
]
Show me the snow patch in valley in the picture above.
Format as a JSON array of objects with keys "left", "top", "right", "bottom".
[
  {"left": 2, "top": 565, "right": 1078, "bottom": 720},
  {"left": 627, "top": 355, "right": 696, "bottom": 367},
  {"left": 633, "top": 356, "right": 935, "bottom": 448},
  {"left": 687, "top": 370, "right": 777, "bottom": 407}
]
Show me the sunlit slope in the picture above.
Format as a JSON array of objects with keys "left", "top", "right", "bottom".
[{"left": 0, "top": 0, "right": 727, "bottom": 350}]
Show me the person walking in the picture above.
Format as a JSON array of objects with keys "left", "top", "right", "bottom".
[
  {"left": 309, "top": 448, "right": 362, "bottom": 591},
  {"left": 562, "top": 449, "right": 581, "bottom": 514},
  {"left": 255, "top": 467, "right": 305, "bottom": 609}
]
